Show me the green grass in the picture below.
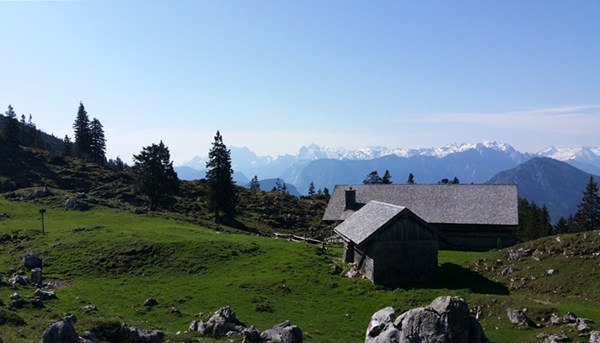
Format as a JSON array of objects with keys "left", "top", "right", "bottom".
[{"left": 1, "top": 199, "right": 599, "bottom": 342}]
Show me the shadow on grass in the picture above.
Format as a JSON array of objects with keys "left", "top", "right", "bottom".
[{"left": 428, "top": 262, "right": 510, "bottom": 295}]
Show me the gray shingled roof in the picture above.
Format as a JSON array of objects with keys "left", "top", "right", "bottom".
[
  {"left": 323, "top": 184, "right": 518, "bottom": 226},
  {"left": 333, "top": 201, "right": 408, "bottom": 245}
]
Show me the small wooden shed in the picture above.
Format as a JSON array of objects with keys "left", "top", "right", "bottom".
[{"left": 334, "top": 201, "right": 438, "bottom": 286}]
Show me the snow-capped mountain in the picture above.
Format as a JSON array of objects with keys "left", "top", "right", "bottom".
[{"left": 177, "top": 142, "right": 600, "bottom": 193}]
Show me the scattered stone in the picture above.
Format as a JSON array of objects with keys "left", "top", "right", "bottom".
[
  {"left": 35, "top": 288, "right": 57, "bottom": 301},
  {"left": 261, "top": 320, "right": 303, "bottom": 343},
  {"left": 507, "top": 248, "right": 531, "bottom": 262},
  {"left": 23, "top": 252, "right": 42, "bottom": 270},
  {"left": 81, "top": 304, "right": 98, "bottom": 313},
  {"left": 10, "top": 292, "right": 21, "bottom": 300},
  {"left": 64, "top": 197, "right": 88, "bottom": 210},
  {"left": 500, "top": 266, "right": 514, "bottom": 276},
  {"left": 189, "top": 307, "right": 302, "bottom": 342},
  {"left": 546, "top": 269, "right": 556, "bottom": 276},
  {"left": 126, "top": 324, "right": 164, "bottom": 343},
  {"left": 11, "top": 298, "right": 25, "bottom": 309},
  {"left": 577, "top": 319, "right": 591, "bottom": 332},
  {"left": 169, "top": 306, "right": 181, "bottom": 316},
  {"left": 590, "top": 331, "right": 600, "bottom": 343},
  {"left": 543, "top": 333, "right": 570, "bottom": 343},
  {"left": 564, "top": 312, "right": 578, "bottom": 323},
  {"left": 532, "top": 249, "right": 544, "bottom": 261},
  {"left": 507, "top": 308, "right": 536, "bottom": 327},
  {"left": 26, "top": 188, "right": 52, "bottom": 200},
  {"left": 365, "top": 296, "right": 489, "bottom": 343},
  {"left": 31, "top": 297, "right": 44, "bottom": 308},
  {"left": 0, "top": 213, "right": 9, "bottom": 219},
  {"left": 9, "top": 274, "right": 30, "bottom": 285},
  {"left": 548, "top": 313, "right": 564, "bottom": 326},
  {"left": 241, "top": 326, "right": 262, "bottom": 343},
  {"left": 144, "top": 298, "right": 159, "bottom": 307}
]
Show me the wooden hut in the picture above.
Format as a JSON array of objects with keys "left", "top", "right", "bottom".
[
  {"left": 324, "top": 184, "right": 518, "bottom": 251},
  {"left": 334, "top": 201, "right": 439, "bottom": 286}
]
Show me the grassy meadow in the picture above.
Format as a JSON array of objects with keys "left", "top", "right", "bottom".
[{"left": 1, "top": 198, "right": 599, "bottom": 342}]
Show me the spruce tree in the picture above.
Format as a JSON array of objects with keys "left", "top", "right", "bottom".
[
  {"left": 133, "top": 141, "right": 180, "bottom": 210},
  {"left": 89, "top": 118, "right": 106, "bottom": 163},
  {"left": 308, "top": 181, "right": 316, "bottom": 196},
  {"left": 206, "top": 131, "right": 237, "bottom": 221},
  {"left": 63, "top": 135, "right": 73, "bottom": 156},
  {"left": 73, "top": 102, "right": 92, "bottom": 158},
  {"left": 382, "top": 170, "right": 392, "bottom": 184},
  {"left": 573, "top": 176, "right": 600, "bottom": 232},
  {"left": 407, "top": 173, "right": 415, "bottom": 184}
]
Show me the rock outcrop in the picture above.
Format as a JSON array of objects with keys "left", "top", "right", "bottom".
[
  {"left": 189, "top": 306, "right": 302, "bottom": 342},
  {"left": 365, "top": 296, "right": 490, "bottom": 343}
]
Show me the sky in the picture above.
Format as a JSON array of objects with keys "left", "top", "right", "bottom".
[{"left": 1, "top": 0, "right": 599, "bottom": 164}]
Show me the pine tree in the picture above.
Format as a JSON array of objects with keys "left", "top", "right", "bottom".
[
  {"left": 89, "top": 118, "right": 106, "bottom": 163},
  {"left": 323, "top": 187, "right": 330, "bottom": 199},
  {"left": 407, "top": 173, "right": 415, "bottom": 184},
  {"left": 308, "top": 181, "right": 316, "bottom": 196},
  {"left": 573, "top": 176, "right": 600, "bottom": 232},
  {"left": 382, "top": 170, "right": 392, "bottom": 184},
  {"left": 133, "top": 141, "right": 180, "bottom": 210},
  {"left": 73, "top": 102, "right": 92, "bottom": 158},
  {"left": 451, "top": 177, "right": 460, "bottom": 184},
  {"left": 206, "top": 131, "right": 237, "bottom": 221},
  {"left": 249, "top": 175, "right": 260, "bottom": 192}
]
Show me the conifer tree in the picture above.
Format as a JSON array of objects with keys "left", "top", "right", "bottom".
[
  {"left": 206, "top": 131, "right": 237, "bottom": 221},
  {"left": 73, "top": 102, "right": 92, "bottom": 158},
  {"left": 363, "top": 171, "right": 382, "bottom": 184},
  {"left": 382, "top": 170, "right": 392, "bottom": 184},
  {"left": 89, "top": 118, "right": 106, "bottom": 163},
  {"left": 133, "top": 141, "right": 180, "bottom": 210},
  {"left": 323, "top": 187, "right": 330, "bottom": 199},
  {"left": 249, "top": 175, "right": 260, "bottom": 192},
  {"left": 3, "top": 104, "right": 19, "bottom": 147},
  {"left": 573, "top": 176, "right": 600, "bottom": 232},
  {"left": 63, "top": 135, "right": 73, "bottom": 156},
  {"left": 308, "top": 181, "right": 316, "bottom": 196},
  {"left": 407, "top": 173, "right": 415, "bottom": 184}
]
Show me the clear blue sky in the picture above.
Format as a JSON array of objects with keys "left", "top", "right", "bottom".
[{"left": 1, "top": 0, "right": 599, "bottom": 163}]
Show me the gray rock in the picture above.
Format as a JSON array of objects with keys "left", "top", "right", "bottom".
[
  {"left": 41, "top": 319, "right": 80, "bottom": 343},
  {"left": 564, "top": 312, "right": 578, "bottom": 323},
  {"left": 207, "top": 306, "right": 239, "bottom": 337},
  {"left": 577, "top": 320, "right": 591, "bottom": 332},
  {"left": 23, "top": 252, "right": 42, "bottom": 270},
  {"left": 366, "top": 307, "right": 395, "bottom": 337},
  {"left": 261, "top": 320, "right": 303, "bottom": 343},
  {"left": 241, "top": 325, "right": 262, "bottom": 343},
  {"left": 549, "top": 313, "right": 564, "bottom": 325},
  {"left": 35, "top": 288, "right": 57, "bottom": 301},
  {"left": 507, "top": 309, "right": 536, "bottom": 327},
  {"left": 31, "top": 296, "right": 44, "bottom": 308},
  {"left": 590, "top": 331, "right": 600, "bottom": 343},
  {"left": 367, "top": 296, "right": 490, "bottom": 343},
  {"left": 126, "top": 325, "right": 164, "bottom": 343},
  {"left": 11, "top": 298, "right": 25, "bottom": 309},
  {"left": 64, "top": 197, "right": 87, "bottom": 210},
  {"left": 8, "top": 274, "right": 29, "bottom": 285},
  {"left": 144, "top": 298, "right": 158, "bottom": 307},
  {"left": 81, "top": 304, "right": 97, "bottom": 313},
  {"left": 10, "top": 292, "right": 21, "bottom": 300},
  {"left": 543, "top": 333, "right": 569, "bottom": 343}
]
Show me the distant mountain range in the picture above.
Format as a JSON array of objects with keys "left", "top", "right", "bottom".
[{"left": 175, "top": 141, "right": 600, "bottom": 221}]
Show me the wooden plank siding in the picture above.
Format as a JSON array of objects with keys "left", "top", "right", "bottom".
[{"left": 354, "top": 214, "right": 438, "bottom": 286}]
